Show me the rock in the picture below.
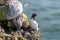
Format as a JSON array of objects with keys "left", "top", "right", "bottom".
[
  {"left": 30, "top": 31, "right": 41, "bottom": 40},
  {"left": 0, "top": 25, "right": 41, "bottom": 40},
  {"left": 0, "top": 0, "right": 4, "bottom": 4},
  {"left": 18, "top": 37, "right": 26, "bottom": 40},
  {"left": 0, "top": 38, "right": 3, "bottom": 40},
  {"left": 0, "top": 26, "right": 5, "bottom": 38}
]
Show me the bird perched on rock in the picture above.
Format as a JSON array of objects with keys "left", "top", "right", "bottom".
[{"left": 29, "top": 13, "right": 38, "bottom": 31}]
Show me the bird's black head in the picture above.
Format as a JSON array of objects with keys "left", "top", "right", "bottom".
[{"left": 31, "top": 13, "right": 37, "bottom": 20}]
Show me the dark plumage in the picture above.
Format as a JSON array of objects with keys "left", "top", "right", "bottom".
[{"left": 31, "top": 13, "right": 37, "bottom": 20}]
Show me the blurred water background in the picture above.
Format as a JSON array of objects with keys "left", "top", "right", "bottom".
[{"left": 20, "top": 0, "right": 60, "bottom": 40}]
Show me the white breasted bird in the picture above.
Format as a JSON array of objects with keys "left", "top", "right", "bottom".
[{"left": 29, "top": 13, "right": 38, "bottom": 31}]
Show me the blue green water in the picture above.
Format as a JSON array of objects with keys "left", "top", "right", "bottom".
[{"left": 20, "top": 0, "right": 60, "bottom": 40}]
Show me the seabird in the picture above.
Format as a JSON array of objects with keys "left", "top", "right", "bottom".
[{"left": 29, "top": 13, "right": 38, "bottom": 31}]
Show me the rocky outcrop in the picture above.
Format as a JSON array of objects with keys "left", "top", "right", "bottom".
[
  {"left": 0, "top": 26, "right": 41, "bottom": 40},
  {"left": 0, "top": 0, "right": 4, "bottom": 4}
]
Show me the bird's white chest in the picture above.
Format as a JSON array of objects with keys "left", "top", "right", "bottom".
[{"left": 29, "top": 19, "right": 38, "bottom": 31}]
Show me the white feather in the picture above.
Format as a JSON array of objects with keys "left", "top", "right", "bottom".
[{"left": 29, "top": 19, "right": 38, "bottom": 31}]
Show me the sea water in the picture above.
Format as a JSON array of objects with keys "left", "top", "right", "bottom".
[{"left": 20, "top": 0, "right": 60, "bottom": 40}]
